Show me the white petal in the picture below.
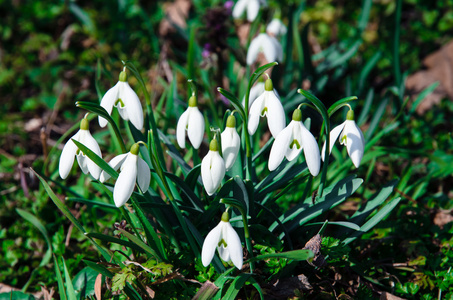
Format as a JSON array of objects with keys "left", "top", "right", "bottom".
[
  {"left": 80, "top": 129, "right": 102, "bottom": 180},
  {"left": 265, "top": 91, "right": 286, "bottom": 137},
  {"left": 100, "top": 153, "right": 128, "bottom": 182},
  {"left": 247, "top": 93, "right": 265, "bottom": 135},
  {"left": 76, "top": 154, "right": 89, "bottom": 174},
  {"left": 268, "top": 125, "right": 292, "bottom": 171},
  {"left": 321, "top": 122, "right": 345, "bottom": 161},
  {"left": 187, "top": 107, "right": 205, "bottom": 149},
  {"left": 261, "top": 35, "right": 277, "bottom": 63},
  {"left": 232, "top": 0, "right": 247, "bottom": 19},
  {"left": 113, "top": 154, "right": 137, "bottom": 207},
  {"left": 267, "top": 19, "right": 287, "bottom": 36},
  {"left": 137, "top": 157, "right": 151, "bottom": 192},
  {"left": 59, "top": 132, "right": 80, "bottom": 179},
  {"left": 221, "top": 128, "right": 240, "bottom": 171},
  {"left": 99, "top": 83, "right": 119, "bottom": 127},
  {"left": 120, "top": 82, "right": 144, "bottom": 130},
  {"left": 344, "top": 120, "right": 364, "bottom": 168},
  {"left": 210, "top": 151, "right": 225, "bottom": 193},
  {"left": 300, "top": 124, "right": 321, "bottom": 176},
  {"left": 224, "top": 222, "right": 243, "bottom": 269},
  {"left": 201, "top": 223, "right": 222, "bottom": 267},
  {"left": 246, "top": 34, "right": 264, "bottom": 65},
  {"left": 243, "top": 82, "right": 265, "bottom": 108},
  {"left": 285, "top": 121, "right": 303, "bottom": 161},
  {"left": 246, "top": 0, "right": 260, "bottom": 22},
  {"left": 176, "top": 109, "right": 190, "bottom": 149},
  {"left": 201, "top": 152, "right": 215, "bottom": 195},
  {"left": 217, "top": 245, "right": 231, "bottom": 262}
]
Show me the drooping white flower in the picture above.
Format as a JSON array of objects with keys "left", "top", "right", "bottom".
[
  {"left": 59, "top": 118, "right": 102, "bottom": 180},
  {"left": 221, "top": 114, "right": 240, "bottom": 171},
  {"left": 266, "top": 19, "right": 287, "bottom": 37},
  {"left": 201, "top": 139, "right": 225, "bottom": 196},
  {"left": 99, "top": 69, "right": 144, "bottom": 130},
  {"left": 201, "top": 211, "right": 243, "bottom": 269},
  {"left": 100, "top": 143, "right": 150, "bottom": 207},
  {"left": 232, "top": 0, "right": 266, "bottom": 22},
  {"left": 176, "top": 96, "right": 205, "bottom": 149},
  {"left": 269, "top": 108, "right": 320, "bottom": 176},
  {"left": 322, "top": 110, "right": 365, "bottom": 168},
  {"left": 248, "top": 78, "right": 286, "bottom": 138},
  {"left": 246, "top": 33, "right": 283, "bottom": 65}
]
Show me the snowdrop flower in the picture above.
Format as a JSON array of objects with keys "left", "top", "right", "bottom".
[
  {"left": 267, "top": 19, "right": 287, "bottom": 37},
  {"left": 246, "top": 33, "right": 283, "bottom": 65},
  {"left": 248, "top": 78, "right": 286, "bottom": 138},
  {"left": 100, "top": 143, "right": 150, "bottom": 207},
  {"left": 99, "top": 68, "right": 144, "bottom": 130},
  {"left": 201, "top": 139, "right": 225, "bottom": 196},
  {"left": 59, "top": 118, "right": 102, "bottom": 180},
  {"left": 201, "top": 211, "right": 243, "bottom": 269},
  {"left": 269, "top": 108, "right": 320, "bottom": 176},
  {"left": 221, "top": 114, "right": 240, "bottom": 171},
  {"left": 322, "top": 110, "right": 365, "bottom": 168},
  {"left": 232, "top": 0, "right": 266, "bottom": 22},
  {"left": 176, "top": 96, "right": 205, "bottom": 149}
]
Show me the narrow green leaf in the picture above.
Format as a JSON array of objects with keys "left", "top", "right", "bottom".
[
  {"left": 217, "top": 87, "right": 246, "bottom": 120},
  {"left": 250, "top": 249, "right": 314, "bottom": 262},
  {"left": 34, "top": 170, "right": 86, "bottom": 234},
  {"left": 83, "top": 260, "right": 114, "bottom": 278},
  {"left": 305, "top": 221, "right": 361, "bottom": 231},
  {"left": 16, "top": 209, "right": 52, "bottom": 252},
  {"left": 54, "top": 255, "right": 67, "bottom": 300},
  {"left": 130, "top": 197, "right": 167, "bottom": 260},
  {"left": 223, "top": 273, "right": 252, "bottom": 300},
  {"left": 86, "top": 232, "right": 146, "bottom": 254},
  {"left": 62, "top": 258, "right": 77, "bottom": 300},
  {"left": 117, "top": 228, "right": 159, "bottom": 259}
]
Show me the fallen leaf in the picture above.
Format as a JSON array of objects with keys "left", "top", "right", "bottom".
[
  {"left": 95, "top": 274, "right": 102, "bottom": 300},
  {"left": 406, "top": 40, "right": 453, "bottom": 114},
  {"left": 433, "top": 209, "right": 453, "bottom": 229},
  {"left": 303, "top": 233, "right": 326, "bottom": 267}
]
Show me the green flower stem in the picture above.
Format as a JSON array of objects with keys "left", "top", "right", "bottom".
[{"left": 238, "top": 206, "right": 254, "bottom": 273}]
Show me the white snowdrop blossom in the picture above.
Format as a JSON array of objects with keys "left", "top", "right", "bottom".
[
  {"left": 59, "top": 118, "right": 102, "bottom": 180},
  {"left": 100, "top": 143, "right": 150, "bottom": 207},
  {"left": 176, "top": 96, "right": 205, "bottom": 149},
  {"left": 201, "top": 212, "right": 243, "bottom": 269},
  {"left": 269, "top": 108, "right": 320, "bottom": 176},
  {"left": 221, "top": 114, "right": 240, "bottom": 171},
  {"left": 99, "top": 69, "right": 144, "bottom": 130},
  {"left": 248, "top": 78, "right": 286, "bottom": 138},
  {"left": 201, "top": 139, "right": 225, "bottom": 196},
  {"left": 232, "top": 0, "right": 266, "bottom": 22},
  {"left": 246, "top": 33, "right": 283, "bottom": 65},
  {"left": 322, "top": 110, "right": 365, "bottom": 168},
  {"left": 266, "top": 19, "right": 287, "bottom": 37}
]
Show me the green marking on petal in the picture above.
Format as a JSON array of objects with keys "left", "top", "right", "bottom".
[
  {"left": 289, "top": 139, "right": 301, "bottom": 149},
  {"left": 115, "top": 99, "right": 125, "bottom": 107},
  {"left": 341, "top": 135, "right": 347, "bottom": 145},
  {"left": 218, "top": 239, "right": 227, "bottom": 248},
  {"left": 261, "top": 107, "right": 268, "bottom": 116}
]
